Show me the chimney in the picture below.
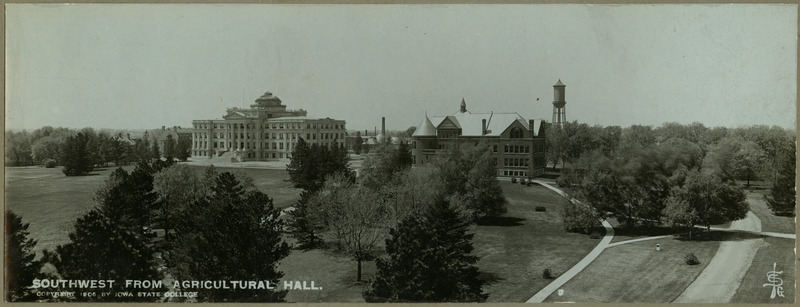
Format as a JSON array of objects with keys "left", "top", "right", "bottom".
[
  {"left": 529, "top": 119, "right": 535, "bottom": 137},
  {"left": 365, "top": 129, "right": 368, "bottom": 136},
  {"left": 382, "top": 117, "right": 386, "bottom": 137},
  {"left": 127, "top": 133, "right": 131, "bottom": 139},
  {"left": 482, "top": 119, "right": 487, "bottom": 135}
]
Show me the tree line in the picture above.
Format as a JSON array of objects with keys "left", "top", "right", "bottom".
[
  {"left": 5, "top": 126, "right": 192, "bottom": 172},
  {"left": 549, "top": 121, "right": 795, "bottom": 237}
]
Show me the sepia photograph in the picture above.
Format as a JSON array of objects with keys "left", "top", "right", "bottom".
[{"left": 4, "top": 3, "right": 797, "bottom": 304}]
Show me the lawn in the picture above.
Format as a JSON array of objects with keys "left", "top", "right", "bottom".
[
  {"left": 187, "top": 165, "right": 301, "bottom": 209},
  {"left": 730, "top": 236, "right": 795, "bottom": 303},
  {"left": 745, "top": 190, "right": 795, "bottom": 234},
  {"left": 544, "top": 233, "right": 721, "bottom": 303},
  {"left": 278, "top": 239, "right": 376, "bottom": 303},
  {"left": 5, "top": 165, "right": 136, "bottom": 253},
  {"left": 474, "top": 182, "right": 600, "bottom": 302}
]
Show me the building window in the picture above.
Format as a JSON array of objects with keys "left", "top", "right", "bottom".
[{"left": 511, "top": 127, "right": 524, "bottom": 138}]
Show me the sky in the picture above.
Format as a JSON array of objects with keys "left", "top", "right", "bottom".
[{"left": 5, "top": 4, "right": 797, "bottom": 132}]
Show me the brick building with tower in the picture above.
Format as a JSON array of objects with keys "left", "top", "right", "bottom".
[
  {"left": 410, "top": 81, "right": 565, "bottom": 178},
  {"left": 190, "top": 91, "right": 346, "bottom": 162}
]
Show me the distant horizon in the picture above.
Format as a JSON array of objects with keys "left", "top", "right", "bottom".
[{"left": 6, "top": 4, "right": 797, "bottom": 132}]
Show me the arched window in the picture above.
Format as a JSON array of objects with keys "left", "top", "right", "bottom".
[{"left": 510, "top": 127, "right": 524, "bottom": 138}]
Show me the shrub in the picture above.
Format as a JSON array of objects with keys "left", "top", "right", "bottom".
[
  {"left": 44, "top": 159, "right": 57, "bottom": 168},
  {"left": 511, "top": 177, "right": 517, "bottom": 183},
  {"left": 684, "top": 252, "right": 699, "bottom": 265},
  {"left": 589, "top": 231, "right": 602, "bottom": 239},
  {"left": 542, "top": 268, "right": 555, "bottom": 279},
  {"left": 520, "top": 178, "right": 527, "bottom": 185},
  {"left": 561, "top": 199, "right": 601, "bottom": 234},
  {"left": 534, "top": 206, "right": 547, "bottom": 212}
]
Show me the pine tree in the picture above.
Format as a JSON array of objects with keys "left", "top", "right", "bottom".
[
  {"left": 43, "top": 209, "right": 164, "bottom": 302},
  {"left": 767, "top": 142, "right": 796, "bottom": 217},
  {"left": 151, "top": 140, "right": 161, "bottom": 160},
  {"left": 394, "top": 141, "right": 413, "bottom": 170},
  {"left": 6, "top": 211, "right": 44, "bottom": 302},
  {"left": 60, "top": 132, "right": 94, "bottom": 176},
  {"left": 364, "top": 198, "right": 487, "bottom": 302},
  {"left": 354, "top": 131, "right": 364, "bottom": 154},
  {"left": 168, "top": 172, "right": 291, "bottom": 302},
  {"left": 94, "top": 161, "right": 159, "bottom": 235},
  {"left": 288, "top": 190, "right": 324, "bottom": 249}
]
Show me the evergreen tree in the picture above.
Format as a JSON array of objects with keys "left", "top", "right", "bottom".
[
  {"left": 395, "top": 141, "right": 413, "bottom": 169},
  {"left": 175, "top": 136, "right": 191, "bottom": 161},
  {"left": 286, "top": 138, "right": 315, "bottom": 190},
  {"left": 767, "top": 142, "right": 796, "bottom": 216},
  {"left": 43, "top": 209, "right": 164, "bottom": 302},
  {"left": 364, "top": 197, "right": 487, "bottom": 302},
  {"left": 60, "top": 132, "right": 94, "bottom": 176},
  {"left": 168, "top": 172, "right": 291, "bottom": 302},
  {"left": 94, "top": 161, "right": 159, "bottom": 235},
  {"left": 287, "top": 138, "right": 353, "bottom": 193},
  {"left": 354, "top": 131, "right": 364, "bottom": 154},
  {"left": 151, "top": 140, "right": 161, "bottom": 160},
  {"left": 288, "top": 190, "right": 324, "bottom": 249},
  {"left": 6, "top": 211, "right": 44, "bottom": 302},
  {"left": 164, "top": 134, "right": 176, "bottom": 161}
]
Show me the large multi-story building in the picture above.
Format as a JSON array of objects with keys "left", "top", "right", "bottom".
[
  {"left": 191, "top": 91, "right": 346, "bottom": 161},
  {"left": 411, "top": 97, "right": 547, "bottom": 178}
]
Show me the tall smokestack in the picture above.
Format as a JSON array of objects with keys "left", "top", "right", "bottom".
[
  {"left": 382, "top": 117, "right": 386, "bottom": 137},
  {"left": 482, "top": 119, "right": 487, "bottom": 135}
]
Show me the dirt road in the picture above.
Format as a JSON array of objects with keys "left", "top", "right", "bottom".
[{"left": 672, "top": 211, "right": 763, "bottom": 303}]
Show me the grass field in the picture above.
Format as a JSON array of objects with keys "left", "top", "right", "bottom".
[
  {"left": 544, "top": 234, "right": 721, "bottom": 303},
  {"left": 730, "top": 236, "right": 795, "bottom": 304},
  {"left": 475, "top": 182, "right": 600, "bottom": 302},
  {"left": 5, "top": 165, "right": 136, "bottom": 253},
  {"left": 745, "top": 190, "right": 795, "bottom": 234}
]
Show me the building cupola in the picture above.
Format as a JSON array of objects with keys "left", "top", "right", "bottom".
[{"left": 460, "top": 98, "right": 467, "bottom": 113}]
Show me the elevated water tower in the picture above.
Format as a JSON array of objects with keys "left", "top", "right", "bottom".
[{"left": 552, "top": 79, "right": 566, "bottom": 128}]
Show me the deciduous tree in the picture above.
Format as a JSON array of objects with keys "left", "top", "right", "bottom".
[{"left": 767, "top": 142, "right": 796, "bottom": 217}]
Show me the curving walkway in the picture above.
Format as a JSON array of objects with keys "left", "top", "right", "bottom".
[
  {"left": 526, "top": 181, "right": 614, "bottom": 303},
  {"left": 672, "top": 211, "right": 763, "bottom": 303}
]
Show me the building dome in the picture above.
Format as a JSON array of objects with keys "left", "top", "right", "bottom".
[{"left": 412, "top": 114, "right": 437, "bottom": 137}]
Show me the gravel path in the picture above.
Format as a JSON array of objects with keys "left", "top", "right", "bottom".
[{"left": 672, "top": 211, "right": 763, "bottom": 303}]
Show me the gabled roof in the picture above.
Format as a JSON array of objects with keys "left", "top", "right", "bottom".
[{"left": 431, "top": 111, "right": 527, "bottom": 137}]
